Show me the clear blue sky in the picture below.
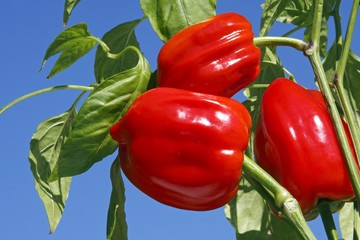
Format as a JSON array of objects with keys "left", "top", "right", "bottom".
[{"left": 0, "top": 1, "right": 358, "bottom": 239}]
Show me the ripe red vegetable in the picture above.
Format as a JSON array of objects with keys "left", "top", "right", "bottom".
[
  {"left": 157, "top": 12, "right": 261, "bottom": 97},
  {"left": 110, "top": 87, "right": 251, "bottom": 210},
  {"left": 254, "top": 78, "right": 358, "bottom": 216}
]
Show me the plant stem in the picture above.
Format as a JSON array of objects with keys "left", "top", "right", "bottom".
[
  {"left": 309, "top": 0, "right": 324, "bottom": 52},
  {"left": 0, "top": 85, "right": 93, "bottom": 115},
  {"left": 253, "top": 37, "right": 308, "bottom": 51},
  {"left": 243, "top": 155, "right": 290, "bottom": 207},
  {"left": 282, "top": 25, "right": 304, "bottom": 37},
  {"left": 334, "top": 0, "right": 358, "bottom": 80},
  {"left": 241, "top": 172, "right": 278, "bottom": 211},
  {"left": 333, "top": 0, "right": 360, "bottom": 163},
  {"left": 247, "top": 84, "right": 269, "bottom": 89},
  {"left": 242, "top": 156, "right": 316, "bottom": 240},
  {"left": 318, "top": 203, "right": 340, "bottom": 240},
  {"left": 307, "top": 53, "right": 360, "bottom": 201},
  {"left": 306, "top": 0, "right": 360, "bottom": 201}
]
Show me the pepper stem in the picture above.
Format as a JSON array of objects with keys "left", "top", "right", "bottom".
[
  {"left": 242, "top": 155, "right": 316, "bottom": 240},
  {"left": 253, "top": 36, "right": 307, "bottom": 51}
]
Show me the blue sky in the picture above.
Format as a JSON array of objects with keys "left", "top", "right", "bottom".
[{"left": 1, "top": 1, "right": 359, "bottom": 239}]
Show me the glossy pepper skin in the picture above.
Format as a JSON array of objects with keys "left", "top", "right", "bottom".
[
  {"left": 110, "top": 87, "right": 251, "bottom": 210},
  {"left": 254, "top": 78, "right": 358, "bottom": 216},
  {"left": 157, "top": 12, "right": 261, "bottom": 97}
]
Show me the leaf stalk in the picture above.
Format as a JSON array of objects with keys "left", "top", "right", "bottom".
[{"left": 0, "top": 85, "right": 93, "bottom": 115}]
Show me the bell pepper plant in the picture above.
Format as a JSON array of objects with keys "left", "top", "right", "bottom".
[{"left": 2, "top": 0, "right": 360, "bottom": 239}]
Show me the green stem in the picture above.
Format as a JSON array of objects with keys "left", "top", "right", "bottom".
[
  {"left": 242, "top": 156, "right": 316, "bottom": 240},
  {"left": 242, "top": 173, "right": 278, "bottom": 212},
  {"left": 247, "top": 84, "right": 269, "bottom": 89},
  {"left": 253, "top": 36, "right": 308, "bottom": 51},
  {"left": 306, "top": 0, "right": 360, "bottom": 202},
  {"left": 89, "top": 36, "right": 110, "bottom": 52},
  {"left": 318, "top": 203, "right": 339, "bottom": 240},
  {"left": 310, "top": 0, "right": 324, "bottom": 52},
  {"left": 333, "top": 0, "right": 360, "bottom": 163},
  {"left": 282, "top": 25, "right": 304, "bottom": 37},
  {"left": 0, "top": 85, "right": 93, "bottom": 115},
  {"left": 93, "top": 33, "right": 143, "bottom": 62},
  {"left": 243, "top": 155, "right": 291, "bottom": 208},
  {"left": 336, "top": 86, "right": 360, "bottom": 164},
  {"left": 307, "top": 53, "right": 360, "bottom": 201},
  {"left": 334, "top": 0, "right": 358, "bottom": 80}
]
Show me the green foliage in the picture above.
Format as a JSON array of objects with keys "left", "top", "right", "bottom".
[
  {"left": 41, "top": 23, "right": 98, "bottom": 78},
  {"left": 260, "top": 0, "right": 291, "bottom": 37},
  {"left": 261, "top": 0, "right": 335, "bottom": 57},
  {"left": 94, "top": 19, "right": 143, "bottom": 83},
  {"left": 107, "top": 158, "right": 128, "bottom": 240},
  {"left": 63, "top": 0, "right": 80, "bottom": 25},
  {"left": 344, "top": 52, "right": 360, "bottom": 128},
  {"left": 2, "top": 0, "right": 360, "bottom": 239},
  {"left": 276, "top": 0, "right": 313, "bottom": 25},
  {"left": 231, "top": 46, "right": 296, "bottom": 239},
  {"left": 243, "top": 46, "right": 285, "bottom": 134},
  {"left": 140, "top": 0, "right": 216, "bottom": 42},
  {"left": 49, "top": 47, "right": 151, "bottom": 180},
  {"left": 29, "top": 109, "right": 76, "bottom": 233},
  {"left": 226, "top": 177, "right": 302, "bottom": 240},
  {"left": 339, "top": 202, "right": 360, "bottom": 239}
]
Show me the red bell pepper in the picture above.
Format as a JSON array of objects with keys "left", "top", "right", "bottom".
[
  {"left": 110, "top": 87, "right": 251, "bottom": 210},
  {"left": 157, "top": 12, "right": 261, "bottom": 97},
  {"left": 254, "top": 78, "right": 358, "bottom": 217}
]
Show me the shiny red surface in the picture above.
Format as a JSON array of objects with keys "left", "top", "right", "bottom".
[
  {"left": 157, "top": 12, "right": 261, "bottom": 97},
  {"left": 254, "top": 78, "right": 358, "bottom": 216},
  {"left": 110, "top": 88, "right": 251, "bottom": 210}
]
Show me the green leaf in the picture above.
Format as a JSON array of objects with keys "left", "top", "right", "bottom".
[
  {"left": 107, "top": 158, "right": 128, "bottom": 240},
  {"left": 276, "top": 0, "right": 334, "bottom": 26},
  {"left": 225, "top": 177, "right": 271, "bottom": 239},
  {"left": 276, "top": 0, "right": 313, "bottom": 26},
  {"left": 243, "top": 47, "right": 285, "bottom": 134},
  {"left": 323, "top": 43, "right": 360, "bottom": 128},
  {"left": 29, "top": 108, "right": 76, "bottom": 233},
  {"left": 225, "top": 176, "right": 302, "bottom": 240},
  {"left": 63, "top": 0, "right": 81, "bottom": 26},
  {"left": 49, "top": 47, "right": 151, "bottom": 180},
  {"left": 94, "top": 19, "right": 142, "bottom": 83},
  {"left": 140, "top": 0, "right": 216, "bottom": 42},
  {"left": 261, "top": 0, "right": 335, "bottom": 57},
  {"left": 260, "top": 0, "right": 291, "bottom": 36},
  {"left": 147, "top": 70, "right": 158, "bottom": 90},
  {"left": 339, "top": 202, "right": 360, "bottom": 239},
  {"left": 41, "top": 23, "right": 98, "bottom": 78},
  {"left": 304, "top": 16, "right": 330, "bottom": 58},
  {"left": 322, "top": 40, "right": 341, "bottom": 82},
  {"left": 269, "top": 213, "right": 302, "bottom": 240},
  {"left": 344, "top": 51, "right": 360, "bottom": 129}
]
